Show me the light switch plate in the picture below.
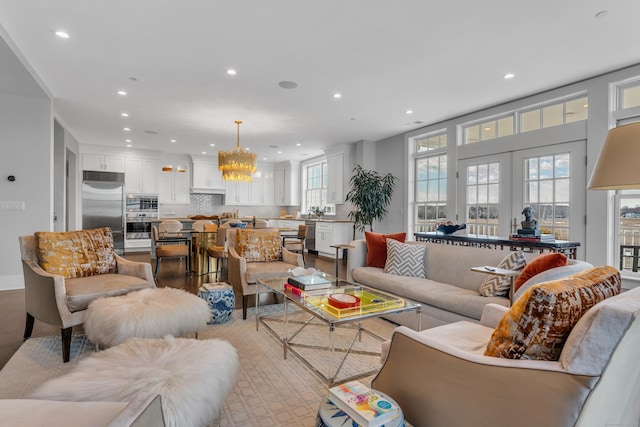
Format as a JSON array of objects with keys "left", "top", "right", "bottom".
[{"left": 0, "top": 201, "right": 26, "bottom": 211}]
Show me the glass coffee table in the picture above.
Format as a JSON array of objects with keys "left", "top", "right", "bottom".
[{"left": 256, "top": 275, "right": 421, "bottom": 385}]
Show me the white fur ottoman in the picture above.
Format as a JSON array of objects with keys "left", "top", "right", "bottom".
[
  {"left": 84, "top": 287, "right": 211, "bottom": 348},
  {"left": 31, "top": 336, "right": 239, "bottom": 427}
]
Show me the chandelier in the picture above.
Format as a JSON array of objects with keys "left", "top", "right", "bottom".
[{"left": 218, "top": 120, "right": 257, "bottom": 182}]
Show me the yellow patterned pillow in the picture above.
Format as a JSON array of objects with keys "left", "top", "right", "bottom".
[
  {"left": 235, "top": 229, "right": 281, "bottom": 262},
  {"left": 484, "top": 266, "right": 621, "bottom": 361},
  {"left": 35, "top": 227, "right": 117, "bottom": 278}
]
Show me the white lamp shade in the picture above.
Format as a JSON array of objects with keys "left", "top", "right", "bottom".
[{"left": 588, "top": 122, "right": 640, "bottom": 190}]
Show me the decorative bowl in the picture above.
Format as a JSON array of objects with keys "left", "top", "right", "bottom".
[{"left": 436, "top": 223, "right": 466, "bottom": 234}]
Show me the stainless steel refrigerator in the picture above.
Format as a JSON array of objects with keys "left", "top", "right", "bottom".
[{"left": 82, "top": 171, "right": 125, "bottom": 253}]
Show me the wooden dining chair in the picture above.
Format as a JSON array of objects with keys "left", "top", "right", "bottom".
[
  {"left": 206, "top": 223, "right": 229, "bottom": 280},
  {"left": 152, "top": 225, "right": 189, "bottom": 278},
  {"left": 282, "top": 224, "right": 307, "bottom": 266}
]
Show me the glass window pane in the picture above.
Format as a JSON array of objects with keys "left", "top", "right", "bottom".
[
  {"left": 555, "top": 153, "right": 570, "bottom": 178},
  {"left": 416, "top": 181, "right": 427, "bottom": 201},
  {"left": 489, "top": 163, "right": 500, "bottom": 183},
  {"left": 481, "top": 121, "right": 496, "bottom": 140},
  {"left": 439, "top": 180, "right": 446, "bottom": 200},
  {"left": 528, "top": 182, "right": 539, "bottom": 203},
  {"left": 543, "top": 103, "right": 564, "bottom": 128},
  {"left": 528, "top": 158, "right": 539, "bottom": 180},
  {"left": 477, "top": 185, "right": 488, "bottom": 203},
  {"left": 478, "top": 164, "right": 488, "bottom": 184},
  {"left": 428, "top": 157, "right": 439, "bottom": 179},
  {"left": 539, "top": 156, "right": 553, "bottom": 179},
  {"left": 416, "top": 158, "right": 428, "bottom": 180},
  {"left": 555, "top": 178, "right": 570, "bottom": 202},
  {"left": 465, "top": 125, "right": 480, "bottom": 144},
  {"left": 565, "top": 97, "right": 588, "bottom": 122},
  {"left": 440, "top": 134, "right": 448, "bottom": 148},
  {"left": 497, "top": 116, "right": 514, "bottom": 138},
  {"left": 439, "top": 156, "right": 447, "bottom": 178},
  {"left": 488, "top": 183, "right": 499, "bottom": 203},
  {"left": 521, "top": 109, "right": 541, "bottom": 132},
  {"left": 540, "top": 180, "right": 553, "bottom": 203},
  {"left": 467, "top": 166, "right": 477, "bottom": 184},
  {"left": 427, "top": 180, "right": 439, "bottom": 201},
  {"left": 467, "top": 186, "right": 477, "bottom": 204},
  {"left": 622, "top": 85, "right": 640, "bottom": 109},
  {"left": 417, "top": 205, "right": 426, "bottom": 221}
]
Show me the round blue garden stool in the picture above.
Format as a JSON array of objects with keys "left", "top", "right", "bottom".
[{"left": 198, "top": 282, "right": 235, "bottom": 324}]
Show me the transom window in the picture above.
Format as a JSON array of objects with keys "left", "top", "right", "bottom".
[
  {"left": 416, "top": 131, "right": 447, "bottom": 152},
  {"left": 463, "top": 95, "right": 589, "bottom": 144},
  {"left": 618, "top": 81, "right": 640, "bottom": 110}
]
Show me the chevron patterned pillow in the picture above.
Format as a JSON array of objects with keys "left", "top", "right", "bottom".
[
  {"left": 479, "top": 251, "right": 527, "bottom": 297},
  {"left": 384, "top": 238, "right": 426, "bottom": 278}
]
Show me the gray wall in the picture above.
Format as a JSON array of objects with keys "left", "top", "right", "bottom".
[{"left": 373, "top": 133, "right": 405, "bottom": 235}]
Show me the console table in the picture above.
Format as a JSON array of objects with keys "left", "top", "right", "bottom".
[{"left": 413, "top": 232, "right": 580, "bottom": 259}]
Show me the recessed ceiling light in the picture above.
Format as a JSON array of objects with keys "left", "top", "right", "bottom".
[
  {"left": 277, "top": 151, "right": 283, "bottom": 154},
  {"left": 121, "top": 113, "right": 129, "bottom": 117},
  {"left": 333, "top": 93, "right": 342, "bottom": 99},
  {"left": 406, "top": 110, "right": 414, "bottom": 115},
  {"left": 245, "top": 147, "right": 250, "bottom": 151},
  {"left": 503, "top": 73, "right": 515, "bottom": 80},
  {"left": 210, "top": 143, "right": 215, "bottom": 147},
  {"left": 278, "top": 81, "right": 298, "bottom": 89},
  {"left": 202, "top": 151, "right": 207, "bottom": 154},
  {"left": 227, "top": 69, "right": 237, "bottom": 75},
  {"left": 263, "top": 157, "right": 268, "bottom": 161},
  {"left": 117, "top": 90, "right": 127, "bottom": 96},
  {"left": 170, "top": 139, "right": 176, "bottom": 143},
  {"left": 296, "top": 143, "right": 301, "bottom": 147},
  {"left": 125, "top": 139, "right": 132, "bottom": 143},
  {"left": 123, "top": 127, "right": 130, "bottom": 131},
  {"left": 55, "top": 31, "right": 69, "bottom": 39}
]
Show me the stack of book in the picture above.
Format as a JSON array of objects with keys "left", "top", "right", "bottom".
[
  {"left": 328, "top": 381, "right": 400, "bottom": 427},
  {"left": 284, "top": 275, "right": 332, "bottom": 296},
  {"left": 509, "top": 233, "right": 555, "bottom": 242}
]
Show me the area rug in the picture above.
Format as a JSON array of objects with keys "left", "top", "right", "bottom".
[{"left": 0, "top": 304, "right": 397, "bottom": 427}]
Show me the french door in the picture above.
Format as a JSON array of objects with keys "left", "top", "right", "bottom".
[{"left": 458, "top": 141, "right": 586, "bottom": 253}]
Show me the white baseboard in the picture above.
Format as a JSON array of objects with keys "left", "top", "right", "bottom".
[{"left": 0, "top": 274, "right": 25, "bottom": 291}]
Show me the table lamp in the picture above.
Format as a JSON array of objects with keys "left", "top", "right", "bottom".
[{"left": 588, "top": 122, "right": 640, "bottom": 190}]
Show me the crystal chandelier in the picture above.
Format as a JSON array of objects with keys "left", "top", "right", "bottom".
[{"left": 218, "top": 120, "right": 257, "bottom": 182}]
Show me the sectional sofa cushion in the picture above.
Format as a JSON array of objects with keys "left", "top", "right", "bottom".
[
  {"left": 384, "top": 239, "right": 426, "bottom": 278},
  {"left": 365, "top": 231, "right": 406, "bottom": 268},
  {"left": 484, "top": 266, "right": 621, "bottom": 361},
  {"left": 35, "top": 227, "right": 117, "bottom": 279},
  {"left": 478, "top": 250, "right": 526, "bottom": 297},
  {"left": 235, "top": 229, "right": 281, "bottom": 262},
  {"left": 513, "top": 252, "right": 567, "bottom": 293}
]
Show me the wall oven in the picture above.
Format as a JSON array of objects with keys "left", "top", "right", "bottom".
[{"left": 125, "top": 195, "right": 159, "bottom": 251}]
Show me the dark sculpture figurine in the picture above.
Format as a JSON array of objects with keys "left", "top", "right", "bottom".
[{"left": 517, "top": 206, "right": 540, "bottom": 236}]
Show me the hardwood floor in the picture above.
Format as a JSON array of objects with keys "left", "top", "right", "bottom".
[{"left": 0, "top": 251, "right": 346, "bottom": 369}]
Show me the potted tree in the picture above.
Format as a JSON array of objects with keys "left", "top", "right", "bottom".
[{"left": 345, "top": 165, "right": 396, "bottom": 238}]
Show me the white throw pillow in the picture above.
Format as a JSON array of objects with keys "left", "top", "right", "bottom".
[
  {"left": 384, "top": 238, "right": 426, "bottom": 278},
  {"left": 478, "top": 250, "right": 526, "bottom": 297}
]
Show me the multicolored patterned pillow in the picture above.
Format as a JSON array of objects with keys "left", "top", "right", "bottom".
[
  {"left": 484, "top": 266, "right": 621, "bottom": 360},
  {"left": 35, "top": 227, "right": 117, "bottom": 278},
  {"left": 235, "top": 229, "right": 281, "bottom": 262},
  {"left": 384, "top": 239, "right": 426, "bottom": 278},
  {"left": 478, "top": 250, "right": 526, "bottom": 297}
]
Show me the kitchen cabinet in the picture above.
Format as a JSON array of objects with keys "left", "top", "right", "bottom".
[
  {"left": 83, "top": 153, "right": 125, "bottom": 173},
  {"left": 315, "top": 221, "right": 353, "bottom": 258},
  {"left": 251, "top": 169, "right": 274, "bottom": 205},
  {"left": 326, "top": 154, "right": 344, "bottom": 204},
  {"left": 159, "top": 164, "right": 190, "bottom": 204},
  {"left": 225, "top": 180, "right": 251, "bottom": 205},
  {"left": 191, "top": 156, "right": 224, "bottom": 193},
  {"left": 274, "top": 161, "right": 300, "bottom": 206},
  {"left": 125, "top": 158, "right": 158, "bottom": 194}
]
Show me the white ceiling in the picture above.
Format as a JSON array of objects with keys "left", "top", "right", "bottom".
[{"left": 1, "top": 0, "right": 640, "bottom": 163}]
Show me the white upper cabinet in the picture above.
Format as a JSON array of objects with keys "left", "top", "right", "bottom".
[
  {"left": 159, "top": 163, "right": 190, "bottom": 204},
  {"left": 125, "top": 158, "right": 158, "bottom": 194},
  {"left": 274, "top": 161, "right": 300, "bottom": 206},
  {"left": 83, "top": 153, "right": 125, "bottom": 173},
  {"left": 324, "top": 144, "right": 354, "bottom": 204},
  {"left": 251, "top": 168, "right": 274, "bottom": 206},
  {"left": 190, "top": 155, "right": 224, "bottom": 192}
]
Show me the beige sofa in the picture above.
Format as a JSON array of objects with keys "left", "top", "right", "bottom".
[
  {"left": 372, "top": 280, "right": 640, "bottom": 427},
  {"left": 0, "top": 394, "right": 165, "bottom": 427},
  {"left": 19, "top": 227, "right": 155, "bottom": 362},
  {"left": 347, "top": 240, "right": 592, "bottom": 329}
]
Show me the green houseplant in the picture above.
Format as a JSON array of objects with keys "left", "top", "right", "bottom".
[{"left": 345, "top": 165, "right": 396, "bottom": 236}]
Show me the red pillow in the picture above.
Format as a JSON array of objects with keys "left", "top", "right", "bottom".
[
  {"left": 365, "top": 231, "right": 406, "bottom": 268},
  {"left": 513, "top": 253, "right": 568, "bottom": 292}
]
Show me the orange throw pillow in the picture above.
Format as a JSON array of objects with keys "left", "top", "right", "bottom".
[
  {"left": 513, "top": 253, "right": 568, "bottom": 293},
  {"left": 365, "top": 231, "right": 406, "bottom": 268}
]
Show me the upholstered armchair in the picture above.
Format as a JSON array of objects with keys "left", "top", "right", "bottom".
[
  {"left": 372, "top": 267, "right": 640, "bottom": 427},
  {"left": 19, "top": 228, "right": 155, "bottom": 362},
  {"left": 227, "top": 228, "right": 304, "bottom": 319}
]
